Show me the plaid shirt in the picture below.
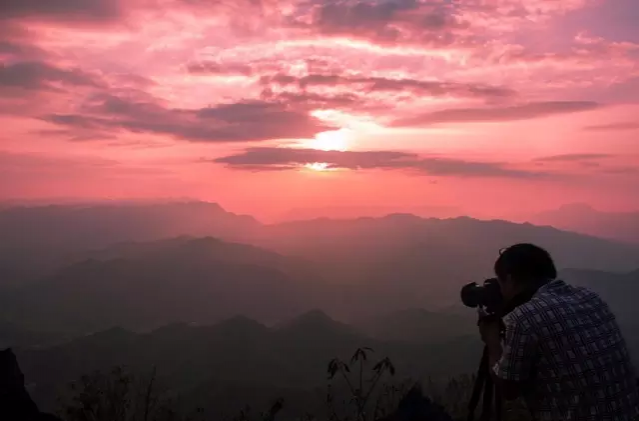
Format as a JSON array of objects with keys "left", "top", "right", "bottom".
[{"left": 493, "top": 279, "right": 639, "bottom": 421}]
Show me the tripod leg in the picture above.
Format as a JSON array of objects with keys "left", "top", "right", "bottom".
[
  {"left": 494, "top": 384, "right": 503, "bottom": 421},
  {"left": 480, "top": 374, "right": 493, "bottom": 421},
  {"left": 467, "top": 347, "right": 489, "bottom": 421}
]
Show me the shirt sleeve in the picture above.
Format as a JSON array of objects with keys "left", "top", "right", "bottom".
[{"left": 492, "top": 312, "right": 537, "bottom": 382}]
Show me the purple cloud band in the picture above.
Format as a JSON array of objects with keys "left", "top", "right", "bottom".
[{"left": 213, "top": 147, "right": 551, "bottom": 179}]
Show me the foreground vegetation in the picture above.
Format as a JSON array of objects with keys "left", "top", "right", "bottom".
[{"left": 55, "top": 348, "right": 531, "bottom": 421}]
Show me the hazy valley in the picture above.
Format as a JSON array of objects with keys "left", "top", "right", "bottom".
[{"left": 1, "top": 201, "right": 638, "bottom": 420}]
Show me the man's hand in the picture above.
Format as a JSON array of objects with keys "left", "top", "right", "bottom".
[
  {"left": 477, "top": 311, "right": 502, "bottom": 348},
  {"left": 478, "top": 310, "right": 504, "bottom": 372}
]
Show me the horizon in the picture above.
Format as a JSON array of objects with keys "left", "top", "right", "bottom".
[
  {"left": 1, "top": 0, "right": 639, "bottom": 222},
  {"left": 1, "top": 197, "right": 637, "bottom": 226}
]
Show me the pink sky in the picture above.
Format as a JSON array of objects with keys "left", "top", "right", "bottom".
[{"left": 1, "top": 0, "right": 638, "bottom": 221}]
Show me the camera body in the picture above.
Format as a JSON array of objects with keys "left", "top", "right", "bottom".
[{"left": 460, "top": 277, "right": 504, "bottom": 316}]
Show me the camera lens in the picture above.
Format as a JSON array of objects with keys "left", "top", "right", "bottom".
[{"left": 460, "top": 282, "right": 482, "bottom": 308}]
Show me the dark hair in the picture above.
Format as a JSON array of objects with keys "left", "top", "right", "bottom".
[{"left": 494, "top": 243, "right": 557, "bottom": 283}]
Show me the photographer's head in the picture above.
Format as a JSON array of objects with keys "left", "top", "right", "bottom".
[{"left": 494, "top": 243, "right": 557, "bottom": 302}]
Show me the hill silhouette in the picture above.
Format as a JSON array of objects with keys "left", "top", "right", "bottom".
[
  {"left": 356, "top": 309, "right": 476, "bottom": 343},
  {"left": 2, "top": 203, "right": 639, "bottom": 332},
  {"left": 0, "top": 202, "right": 260, "bottom": 286},
  {"left": 14, "top": 312, "right": 483, "bottom": 419},
  {"left": 2, "top": 202, "right": 639, "bottom": 419},
  {"left": 256, "top": 213, "right": 639, "bottom": 317},
  {"left": 1, "top": 237, "right": 323, "bottom": 333},
  {"left": 528, "top": 203, "right": 639, "bottom": 244}
]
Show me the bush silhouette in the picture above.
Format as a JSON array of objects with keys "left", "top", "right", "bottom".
[{"left": 56, "top": 349, "right": 532, "bottom": 421}]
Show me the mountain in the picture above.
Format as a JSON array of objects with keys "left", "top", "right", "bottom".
[
  {"left": 1, "top": 238, "right": 323, "bottom": 333},
  {"left": 255, "top": 214, "right": 639, "bottom": 318},
  {"left": 0, "top": 321, "right": 68, "bottom": 350},
  {"left": 527, "top": 203, "right": 639, "bottom": 244},
  {"left": 0, "top": 201, "right": 259, "bottom": 250},
  {"left": 0, "top": 202, "right": 260, "bottom": 285},
  {"left": 14, "top": 313, "right": 482, "bottom": 419},
  {"left": 84, "top": 236, "right": 315, "bottom": 281},
  {"left": 356, "top": 308, "right": 476, "bottom": 343},
  {"left": 5, "top": 206, "right": 639, "bottom": 328},
  {"left": 274, "top": 309, "right": 364, "bottom": 355},
  {"left": 260, "top": 214, "right": 639, "bottom": 273},
  {"left": 279, "top": 205, "right": 462, "bottom": 222}
]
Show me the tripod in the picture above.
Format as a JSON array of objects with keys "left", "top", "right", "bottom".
[{"left": 467, "top": 346, "right": 502, "bottom": 421}]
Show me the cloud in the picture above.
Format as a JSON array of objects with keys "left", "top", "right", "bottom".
[
  {"left": 533, "top": 154, "right": 613, "bottom": 162},
  {"left": 391, "top": 101, "right": 601, "bottom": 126},
  {"left": 260, "top": 90, "right": 361, "bottom": 109},
  {"left": 186, "top": 61, "right": 254, "bottom": 76},
  {"left": 288, "top": 0, "right": 471, "bottom": 47},
  {"left": 0, "top": 61, "right": 102, "bottom": 92},
  {"left": 213, "top": 147, "right": 550, "bottom": 178},
  {"left": 584, "top": 122, "right": 639, "bottom": 131},
  {"left": 261, "top": 73, "right": 515, "bottom": 100},
  {"left": 0, "top": 0, "right": 121, "bottom": 22},
  {"left": 0, "top": 40, "right": 46, "bottom": 58},
  {"left": 285, "top": 0, "right": 590, "bottom": 49},
  {"left": 42, "top": 95, "right": 332, "bottom": 143}
]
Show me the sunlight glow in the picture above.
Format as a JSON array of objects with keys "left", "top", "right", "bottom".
[
  {"left": 306, "top": 128, "right": 352, "bottom": 151},
  {"left": 305, "top": 162, "right": 330, "bottom": 171}
]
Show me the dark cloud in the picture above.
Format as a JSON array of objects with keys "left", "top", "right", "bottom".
[
  {"left": 42, "top": 95, "right": 332, "bottom": 143},
  {"left": 260, "top": 90, "right": 360, "bottom": 108},
  {"left": 0, "top": 61, "right": 102, "bottom": 92},
  {"left": 0, "top": 0, "right": 121, "bottom": 22},
  {"left": 289, "top": 0, "right": 469, "bottom": 47},
  {"left": 601, "top": 167, "right": 639, "bottom": 175},
  {"left": 261, "top": 73, "right": 515, "bottom": 100},
  {"left": 213, "top": 147, "right": 550, "bottom": 179},
  {"left": 34, "top": 128, "right": 116, "bottom": 142},
  {"left": 0, "top": 41, "right": 46, "bottom": 58},
  {"left": 0, "top": 22, "right": 48, "bottom": 60},
  {"left": 391, "top": 101, "right": 601, "bottom": 127},
  {"left": 534, "top": 154, "right": 613, "bottom": 162},
  {"left": 186, "top": 61, "right": 253, "bottom": 76},
  {"left": 584, "top": 122, "right": 639, "bottom": 131}
]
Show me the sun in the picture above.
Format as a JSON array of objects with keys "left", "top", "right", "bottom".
[
  {"left": 307, "top": 128, "right": 352, "bottom": 152},
  {"left": 305, "top": 162, "right": 330, "bottom": 171},
  {"left": 300, "top": 128, "right": 352, "bottom": 172}
]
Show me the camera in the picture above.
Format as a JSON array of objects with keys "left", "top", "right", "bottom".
[{"left": 460, "top": 278, "right": 503, "bottom": 315}]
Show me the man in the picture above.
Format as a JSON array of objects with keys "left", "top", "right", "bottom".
[{"left": 479, "top": 243, "right": 639, "bottom": 421}]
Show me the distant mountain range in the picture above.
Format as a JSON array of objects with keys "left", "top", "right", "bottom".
[
  {"left": 13, "top": 303, "right": 638, "bottom": 419},
  {"left": 14, "top": 310, "right": 482, "bottom": 419},
  {"left": 1, "top": 201, "right": 637, "bottom": 420},
  {"left": 279, "top": 205, "right": 463, "bottom": 222},
  {"left": 0, "top": 202, "right": 259, "bottom": 285},
  {"left": 1, "top": 201, "right": 639, "bottom": 333},
  {"left": 0, "top": 237, "right": 325, "bottom": 333},
  {"left": 526, "top": 203, "right": 639, "bottom": 244}
]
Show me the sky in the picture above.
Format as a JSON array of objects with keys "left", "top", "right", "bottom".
[{"left": 1, "top": 0, "right": 638, "bottom": 221}]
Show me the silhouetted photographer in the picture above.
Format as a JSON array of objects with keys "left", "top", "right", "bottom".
[{"left": 462, "top": 243, "right": 639, "bottom": 421}]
